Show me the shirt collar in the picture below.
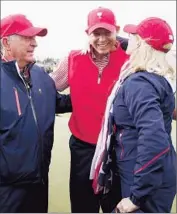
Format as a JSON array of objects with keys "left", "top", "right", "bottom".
[{"left": 90, "top": 46, "right": 109, "bottom": 60}]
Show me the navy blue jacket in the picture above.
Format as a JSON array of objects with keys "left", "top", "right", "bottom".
[
  {"left": 0, "top": 60, "right": 72, "bottom": 185},
  {"left": 116, "top": 36, "right": 128, "bottom": 51},
  {"left": 117, "top": 35, "right": 177, "bottom": 121},
  {"left": 113, "top": 71, "right": 176, "bottom": 205}
]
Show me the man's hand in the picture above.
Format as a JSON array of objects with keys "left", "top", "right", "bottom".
[{"left": 116, "top": 197, "right": 139, "bottom": 213}]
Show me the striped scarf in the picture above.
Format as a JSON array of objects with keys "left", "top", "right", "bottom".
[{"left": 90, "top": 61, "right": 131, "bottom": 195}]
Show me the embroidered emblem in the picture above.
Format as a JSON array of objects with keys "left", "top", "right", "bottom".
[{"left": 97, "top": 12, "right": 102, "bottom": 19}]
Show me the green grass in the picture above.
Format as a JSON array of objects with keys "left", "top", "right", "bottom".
[
  {"left": 48, "top": 117, "right": 70, "bottom": 212},
  {"left": 48, "top": 117, "right": 176, "bottom": 212}
]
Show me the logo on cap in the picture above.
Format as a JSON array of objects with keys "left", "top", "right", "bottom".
[{"left": 97, "top": 12, "right": 102, "bottom": 19}]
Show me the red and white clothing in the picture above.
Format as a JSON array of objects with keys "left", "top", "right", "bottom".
[{"left": 50, "top": 46, "right": 129, "bottom": 144}]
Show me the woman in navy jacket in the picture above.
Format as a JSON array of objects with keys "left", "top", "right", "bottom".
[{"left": 91, "top": 17, "right": 176, "bottom": 213}]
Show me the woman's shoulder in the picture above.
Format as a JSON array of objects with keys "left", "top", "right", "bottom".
[{"left": 123, "top": 71, "right": 173, "bottom": 95}]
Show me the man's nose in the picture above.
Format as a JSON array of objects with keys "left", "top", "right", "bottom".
[
  {"left": 31, "top": 38, "right": 38, "bottom": 47},
  {"left": 99, "top": 34, "right": 107, "bottom": 42}
]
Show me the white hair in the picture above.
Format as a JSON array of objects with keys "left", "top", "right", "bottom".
[{"left": 1, "top": 35, "right": 20, "bottom": 56}]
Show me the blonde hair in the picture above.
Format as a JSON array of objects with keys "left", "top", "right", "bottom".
[{"left": 120, "top": 35, "right": 176, "bottom": 82}]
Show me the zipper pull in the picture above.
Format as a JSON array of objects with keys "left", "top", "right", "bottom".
[
  {"left": 119, "top": 132, "right": 123, "bottom": 138},
  {"left": 97, "top": 73, "right": 101, "bottom": 84},
  {"left": 97, "top": 76, "right": 101, "bottom": 84},
  {"left": 26, "top": 84, "right": 32, "bottom": 98}
]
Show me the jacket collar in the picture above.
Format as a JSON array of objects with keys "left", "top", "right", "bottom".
[
  {"left": 1, "top": 59, "right": 36, "bottom": 74},
  {"left": 1, "top": 59, "right": 36, "bottom": 88}
]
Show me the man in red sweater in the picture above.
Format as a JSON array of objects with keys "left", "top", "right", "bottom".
[{"left": 50, "top": 7, "right": 129, "bottom": 213}]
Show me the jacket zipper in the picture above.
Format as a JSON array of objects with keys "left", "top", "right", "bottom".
[
  {"left": 119, "top": 130, "right": 124, "bottom": 160},
  {"left": 97, "top": 71, "right": 101, "bottom": 84},
  {"left": 88, "top": 54, "right": 109, "bottom": 85},
  {"left": 18, "top": 62, "right": 44, "bottom": 184},
  {"left": 25, "top": 84, "right": 45, "bottom": 184}
]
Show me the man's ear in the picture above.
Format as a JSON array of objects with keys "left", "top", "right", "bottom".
[{"left": 2, "top": 37, "right": 11, "bottom": 51}]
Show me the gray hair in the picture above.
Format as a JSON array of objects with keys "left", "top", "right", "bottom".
[{"left": 1, "top": 35, "right": 20, "bottom": 56}]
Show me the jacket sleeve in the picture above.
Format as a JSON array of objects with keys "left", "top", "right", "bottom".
[
  {"left": 123, "top": 75, "right": 170, "bottom": 206},
  {"left": 55, "top": 92, "right": 72, "bottom": 113},
  {"left": 116, "top": 36, "right": 128, "bottom": 51}
]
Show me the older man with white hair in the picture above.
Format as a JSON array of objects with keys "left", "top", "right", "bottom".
[{"left": 0, "top": 14, "right": 72, "bottom": 213}]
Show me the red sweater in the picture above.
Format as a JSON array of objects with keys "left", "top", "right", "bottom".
[{"left": 68, "top": 47, "right": 129, "bottom": 144}]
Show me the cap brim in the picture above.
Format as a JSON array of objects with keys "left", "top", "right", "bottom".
[
  {"left": 17, "top": 27, "right": 48, "bottom": 37},
  {"left": 87, "top": 23, "right": 119, "bottom": 35},
  {"left": 123, "top": 24, "right": 137, "bottom": 34}
]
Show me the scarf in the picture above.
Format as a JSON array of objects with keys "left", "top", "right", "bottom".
[{"left": 90, "top": 61, "right": 131, "bottom": 194}]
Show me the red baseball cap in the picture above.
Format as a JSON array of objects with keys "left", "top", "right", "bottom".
[
  {"left": 86, "top": 7, "right": 119, "bottom": 35},
  {"left": 1, "top": 14, "right": 47, "bottom": 38},
  {"left": 123, "top": 17, "right": 174, "bottom": 52}
]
